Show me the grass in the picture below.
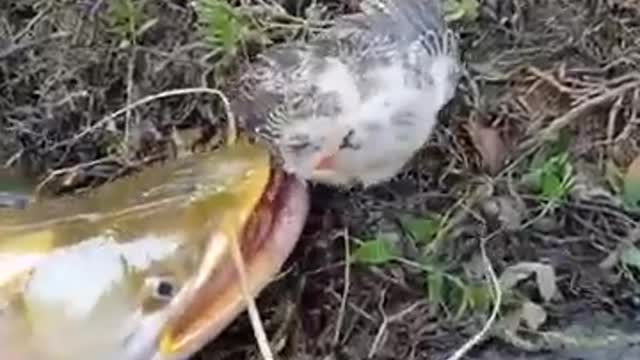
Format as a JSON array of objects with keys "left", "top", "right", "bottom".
[
  {"left": 106, "top": 0, "right": 155, "bottom": 45},
  {"left": 195, "top": 0, "right": 254, "bottom": 60}
]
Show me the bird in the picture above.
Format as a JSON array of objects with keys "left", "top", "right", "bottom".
[{"left": 231, "top": 0, "right": 461, "bottom": 188}]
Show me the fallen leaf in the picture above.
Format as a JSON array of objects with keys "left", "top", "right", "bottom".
[
  {"left": 520, "top": 301, "right": 547, "bottom": 330},
  {"left": 623, "top": 155, "right": 640, "bottom": 209},
  {"left": 497, "top": 308, "right": 523, "bottom": 334},
  {"left": 499, "top": 262, "right": 558, "bottom": 302},
  {"left": 534, "top": 265, "right": 558, "bottom": 302},
  {"left": 499, "top": 265, "right": 534, "bottom": 291},
  {"left": 493, "top": 301, "right": 548, "bottom": 340},
  {"left": 467, "top": 121, "right": 508, "bottom": 174}
]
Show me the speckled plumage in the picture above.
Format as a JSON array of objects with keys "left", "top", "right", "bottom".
[{"left": 232, "top": 0, "right": 461, "bottom": 187}]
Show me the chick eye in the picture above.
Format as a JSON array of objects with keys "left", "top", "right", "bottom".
[
  {"left": 288, "top": 141, "right": 311, "bottom": 152},
  {"left": 339, "top": 129, "right": 360, "bottom": 150},
  {"left": 285, "top": 133, "right": 313, "bottom": 152}
]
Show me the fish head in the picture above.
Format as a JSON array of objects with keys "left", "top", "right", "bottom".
[{"left": 0, "top": 138, "right": 310, "bottom": 360}]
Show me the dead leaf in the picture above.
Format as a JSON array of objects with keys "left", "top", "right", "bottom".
[
  {"left": 533, "top": 265, "right": 557, "bottom": 302},
  {"left": 499, "top": 264, "right": 533, "bottom": 290},
  {"left": 494, "top": 304, "right": 546, "bottom": 350},
  {"left": 467, "top": 121, "right": 508, "bottom": 174},
  {"left": 494, "top": 301, "right": 547, "bottom": 333},
  {"left": 497, "top": 308, "right": 524, "bottom": 334},
  {"left": 499, "top": 262, "right": 558, "bottom": 302},
  {"left": 481, "top": 195, "right": 526, "bottom": 231},
  {"left": 520, "top": 301, "right": 547, "bottom": 330}
]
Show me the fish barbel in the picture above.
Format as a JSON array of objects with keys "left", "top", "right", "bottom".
[{"left": 0, "top": 137, "right": 309, "bottom": 360}]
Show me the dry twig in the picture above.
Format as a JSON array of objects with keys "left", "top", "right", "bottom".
[
  {"left": 518, "top": 76, "right": 640, "bottom": 152},
  {"left": 367, "top": 290, "right": 427, "bottom": 359},
  {"left": 332, "top": 228, "right": 352, "bottom": 346},
  {"left": 444, "top": 232, "right": 502, "bottom": 360},
  {"left": 47, "top": 87, "right": 236, "bottom": 152}
]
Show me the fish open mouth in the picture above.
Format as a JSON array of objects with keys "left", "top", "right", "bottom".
[
  {"left": 240, "top": 167, "right": 309, "bottom": 259},
  {"left": 158, "top": 167, "right": 309, "bottom": 359}
]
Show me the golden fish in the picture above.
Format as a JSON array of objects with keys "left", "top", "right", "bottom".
[{"left": 0, "top": 137, "right": 309, "bottom": 360}]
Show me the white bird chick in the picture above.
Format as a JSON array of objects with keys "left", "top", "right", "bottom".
[{"left": 232, "top": 0, "right": 461, "bottom": 187}]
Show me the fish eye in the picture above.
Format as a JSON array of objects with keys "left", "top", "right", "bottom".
[
  {"left": 156, "top": 280, "right": 174, "bottom": 298},
  {"left": 148, "top": 277, "right": 178, "bottom": 301}
]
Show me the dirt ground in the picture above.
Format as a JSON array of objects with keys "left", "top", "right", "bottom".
[{"left": 2, "top": 0, "right": 640, "bottom": 359}]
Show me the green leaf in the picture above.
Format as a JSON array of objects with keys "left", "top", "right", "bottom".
[
  {"left": 426, "top": 272, "right": 444, "bottom": 304},
  {"left": 459, "top": 0, "right": 480, "bottom": 20},
  {"left": 623, "top": 156, "right": 640, "bottom": 210},
  {"left": 466, "top": 284, "right": 492, "bottom": 312},
  {"left": 525, "top": 151, "right": 574, "bottom": 201},
  {"left": 621, "top": 246, "right": 640, "bottom": 270},
  {"left": 444, "top": 0, "right": 480, "bottom": 22},
  {"left": 195, "top": 0, "right": 252, "bottom": 56},
  {"left": 529, "top": 130, "right": 569, "bottom": 167},
  {"left": 352, "top": 237, "right": 397, "bottom": 265},
  {"left": 106, "top": 0, "right": 148, "bottom": 40},
  {"left": 445, "top": 278, "right": 468, "bottom": 318},
  {"left": 400, "top": 215, "right": 441, "bottom": 243},
  {"left": 541, "top": 170, "right": 563, "bottom": 198}
]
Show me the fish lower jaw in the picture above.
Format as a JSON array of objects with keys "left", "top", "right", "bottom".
[{"left": 147, "top": 174, "right": 309, "bottom": 360}]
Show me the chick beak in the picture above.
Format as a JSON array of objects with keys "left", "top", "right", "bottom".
[
  {"left": 310, "top": 126, "right": 348, "bottom": 172},
  {"left": 307, "top": 148, "right": 350, "bottom": 186},
  {"left": 313, "top": 153, "right": 337, "bottom": 170},
  {"left": 309, "top": 152, "right": 341, "bottom": 183}
]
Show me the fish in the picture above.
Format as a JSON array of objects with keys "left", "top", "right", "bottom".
[{"left": 0, "top": 137, "right": 310, "bottom": 360}]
